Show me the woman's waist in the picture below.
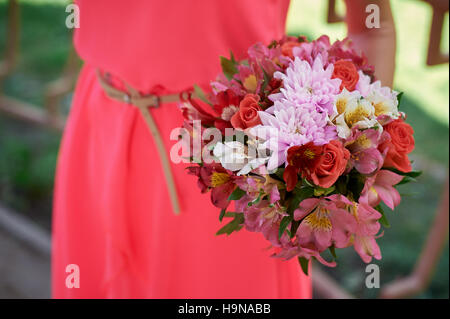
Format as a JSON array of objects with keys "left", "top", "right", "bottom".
[
  {"left": 74, "top": 38, "right": 228, "bottom": 95},
  {"left": 76, "top": 53, "right": 214, "bottom": 96}
]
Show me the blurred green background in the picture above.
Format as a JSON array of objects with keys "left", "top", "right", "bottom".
[{"left": 0, "top": 0, "right": 448, "bottom": 298}]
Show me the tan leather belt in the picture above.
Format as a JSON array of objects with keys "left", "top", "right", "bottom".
[{"left": 96, "top": 69, "right": 196, "bottom": 215}]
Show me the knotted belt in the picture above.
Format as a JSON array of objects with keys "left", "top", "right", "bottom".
[{"left": 96, "top": 69, "right": 197, "bottom": 215}]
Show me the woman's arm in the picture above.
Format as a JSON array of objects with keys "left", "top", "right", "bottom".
[{"left": 344, "top": 0, "right": 396, "bottom": 87}]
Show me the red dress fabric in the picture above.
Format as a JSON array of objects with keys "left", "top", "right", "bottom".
[{"left": 52, "top": 0, "right": 312, "bottom": 298}]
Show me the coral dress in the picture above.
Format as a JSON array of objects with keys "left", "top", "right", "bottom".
[{"left": 52, "top": 0, "right": 312, "bottom": 298}]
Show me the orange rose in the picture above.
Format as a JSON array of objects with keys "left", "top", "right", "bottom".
[
  {"left": 379, "top": 119, "right": 415, "bottom": 173},
  {"left": 230, "top": 94, "right": 262, "bottom": 129},
  {"left": 310, "top": 140, "right": 350, "bottom": 188},
  {"left": 281, "top": 41, "right": 301, "bottom": 58},
  {"left": 332, "top": 59, "right": 359, "bottom": 91}
]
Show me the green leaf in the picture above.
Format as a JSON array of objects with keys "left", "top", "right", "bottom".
[
  {"left": 228, "top": 187, "right": 246, "bottom": 201},
  {"left": 396, "top": 176, "right": 417, "bottom": 186},
  {"left": 289, "top": 220, "right": 300, "bottom": 238},
  {"left": 220, "top": 55, "right": 238, "bottom": 81},
  {"left": 314, "top": 185, "right": 335, "bottom": 197},
  {"left": 193, "top": 84, "right": 212, "bottom": 106},
  {"left": 385, "top": 168, "right": 422, "bottom": 179},
  {"left": 248, "top": 190, "right": 263, "bottom": 207},
  {"left": 240, "top": 59, "right": 249, "bottom": 66},
  {"left": 270, "top": 168, "right": 285, "bottom": 182},
  {"left": 287, "top": 186, "right": 314, "bottom": 216},
  {"left": 278, "top": 216, "right": 292, "bottom": 239},
  {"left": 223, "top": 212, "right": 240, "bottom": 218},
  {"left": 302, "top": 178, "right": 315, "bottom": 188},
  {"left": 335, "top": 175, "right": 349, "bottom": 195},
  {"left": 329, "top": 246, "right": 337, "bottom": 260},
  {"left": 230, "top": 50, "right": 237, "bottom": 64},
  {"left": 405, "top": 170, "right": 422, "bottom": 178},
  {"left": 284, "top": 186, "right": 314, "bottom": 237},
  {"left": 268, "top": 40, "right": 278, "bottom": 49},
  {"left": 298, "top": 257, "right": 310, "bottom": 276},
  {"left": 397, "top": 92, "right": 404, "bottom": 108},
  {"left": 347, "top": 172, "right": 366, "bottom": 201},
  {"left": 260, "top": 68, "right": 271, "bottom": 93},
  {"left": 285, "top": 229, "right": 292, "bottom": 238},
  {"left": 219, "top": 209, "right": 226, "bottom": 222},
  {"left": 216, "top": 213, "right": 245, "bottom": 236},
  {"left": 375, "top": 205, "right": 390, "bottom": 228}
]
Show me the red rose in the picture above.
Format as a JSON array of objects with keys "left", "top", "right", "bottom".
[
  {"left": 379, "top": 119, "right": 415, "bottom": 173},
  {"left": 310, "top": 140, "right": 350, "bottom": 188},
  {"left": 230, "top": 94, "right": 262, "bottom": 129},
  {"left": 332, "top": 59, "right": 359, "bottom": 91},
  {"left": 281, "top": 41, "right": 301, "bottom": 58}
]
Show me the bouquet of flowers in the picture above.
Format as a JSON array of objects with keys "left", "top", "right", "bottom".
[{"left": 179, "top": 35, "right": 419, "bottom": 274}]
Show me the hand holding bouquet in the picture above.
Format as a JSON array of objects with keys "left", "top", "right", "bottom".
[{"left": 179, "top": 35, "right": 419, "bottom": 274}]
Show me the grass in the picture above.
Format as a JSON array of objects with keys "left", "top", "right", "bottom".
[
  {"left": 0, "top": 1, "right": 70, "bottom": 229},
  {"left": 0, "top": 0, "right": 71, "bottom": 105},
  {"left": 0, "top": 0, "right": 448, "bottom": 298},
  {"left": 286, "top": 0, "right": 449, "bottom": 298},
  {"left": 286, "top": 0, "right": 449, "bottom": 126},
  {"left": 0, "top": 117, "right": 60, "bottom": 230}
]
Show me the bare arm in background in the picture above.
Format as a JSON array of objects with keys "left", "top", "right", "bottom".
[{"left": 345, "top": 0, "right": 396, "bottom": 87}]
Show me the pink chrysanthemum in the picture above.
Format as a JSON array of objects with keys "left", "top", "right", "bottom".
[
  {"left": 250, "top": 55, "right": 339, "bottom": 170},
  {"left": 269, "top": 55, "right": 341, "bottom": 115}
]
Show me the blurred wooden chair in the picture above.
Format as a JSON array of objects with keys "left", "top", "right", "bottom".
[
  {"left": 43, "top": 44, "right": 80, "bottom": 128},
  {"left": 327, "top": 0, "right": 345, "bottom": 23},
  {"left": 0, "top": 0, "right": 19, "bottom": 89},
  {"left": 327, "top": 0, "right": 449, "bottom": 65},
  {"left": 380, "top": 179, "right": 449, "bottom": 298},
  {"left": 379, "top": 0, "right": 449, "bottom": 291},
  {"left": 422, "top": 0, "right": 449, "bottom": 65},
  {"left": 0, "top": 0, "right": 79, "bottom": 131},
  {"left": 324, "top": 0, "right": 449, "bottom": 299}
]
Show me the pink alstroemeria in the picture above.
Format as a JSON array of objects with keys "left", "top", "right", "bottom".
[
  {"left": 360, "top": 169, "right": 403, "bottom": 210},
  {"left": 350, "top": 202, "right": 383, "bottom": 263},
  {"left": 327, "top": 37, "right": 375, "bottom": 77},
  {"left": 243, "top": 200, "right": 289, "bottom": 248},
  {"left": 345, "top": 128, "right": 384, "bottom": 175},
  {"left": 273, "top": 241, "right": 337, "bottom": 268},
  {"left": 292, "top": 35, "right": 331, "bottom": 66},
  {"left": 294, "top": 195, "right": 357, "bottom": 252},
  {"left": 211, "top": 73, "right": 247, "bottom": 97},
  {"left": 235, "top": 64, "right": 263, "bottom": 94},
  {"left": 234, "top": 176, "right": 281, "bottom": 212},
  {"left": 247, "top": 42, "right": 288, "bottom": 76}
]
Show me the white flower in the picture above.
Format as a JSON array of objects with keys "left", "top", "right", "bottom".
[
  {"left": 213, "top": 140, "right": 270, "bottom": 175},
  {"left": 355, "top": 71, "right": 400, "bottom": 121},
  {"left": 365, "top": 81, "right": 400, "bottom": 120},
  {"left": 332, "top": 88, "right": 361, "bottom": 120},
  {"left": 355, "top": 71, "right": 372, "bottom": 97},
  {"left": 220, "top": 105, "right": 239, "bottom": 121},
  {"left": 333, "top": 92, "right": 378, "bottom": 139}
]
